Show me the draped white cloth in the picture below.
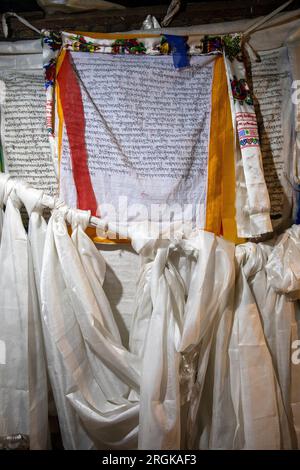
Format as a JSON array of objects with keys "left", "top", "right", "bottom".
[
  {"left": 184, "top": 238, "right": 300, "bottom": 450},
  {"left": 0, "top": 175, "right": 48, "bottom": 449},
  {"left": 266, "top": 225, "right": 300, "bottom": 446},
  {"left": 41, "top": 208, "right": 140, "bottom": 449},
  {"left": 228, "top": 243, "right": 291, "bottom": 449},
  {"left": 1, "top": 175, "right": 300, "bottom": 449}
]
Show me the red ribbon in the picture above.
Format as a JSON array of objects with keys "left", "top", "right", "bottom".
[{"left": 57, "top": 51, "right": 98, "bottom": 216}]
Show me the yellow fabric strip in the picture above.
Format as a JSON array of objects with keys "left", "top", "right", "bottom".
[
  {"left": 69, "top": 31, "right": 161, "bottom": 39},
  {"left": 55, "top": 50, "right": 66, "bottom": 193},
  {"left": 55, "top": 81, "right": 63, "bottom": 186},
  {"left": 205, "top": 56, "right": 224, "bottom": 235},
  {"left": 56, "top": 48, "right": 66, "bottom": 76},
  {"left": 69, "top": 226, "right": 130, "bottom": 244},
  {"left": 67, "top": 31, "right": 227, "bottom": 39},
  {"left": 205, "top": 56, "right": 244, "bottom": 244}
]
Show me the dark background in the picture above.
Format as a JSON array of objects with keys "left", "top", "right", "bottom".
[{"left": 0, "top": 1, "right": 299, "bottom": 38}]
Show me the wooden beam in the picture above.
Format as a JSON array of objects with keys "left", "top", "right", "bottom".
[{"left": 1, "top": 0, "right": 300, "bottom": 39}]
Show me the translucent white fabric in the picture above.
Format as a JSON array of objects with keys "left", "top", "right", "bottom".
[
  {"left": 184, "top": 237, "right": 300, "bottom": 450},
  {"left": 2, "top": 173, "right": 300, "bottom": 449},
  {"left": 132, "top": 239, "right": 186, "bottom": 450},
  {"left": 34, "top": 208, "right": 93, "bottom": 450},
  {"left": 246, "top": 243, "right": 297, "bottom": 447},
  {"left": 287, "top": 28, "right": 300, "bottom": 186},
  {"left": 0, "top": 38, "right": 42, "bottom": 72},
  {"left": 266, "top": 225, "right": 300, "bottom": 300},
  {"left": 41, "top": 209, "right": 141, "bottom": 449},
  {"left": 229, "top": 243, "right": 292, "bottom": 449},
  {"left": 266, "top": 225, "right": 300, "bottom": 446},
  {"left": 30, "top": 205, "right": 91, "bottom": 450},
  {"left": 39, "top": 206, "right": 240, "bottom": 449},
  {"left": 0, "top": 175, "right": 48, "bottom": 449},
  {"left": 127, "top": 232, "right": 236, "bottom": 450},
  {"left": 178, "top": 235, "right": 236, "bottom": 450}
]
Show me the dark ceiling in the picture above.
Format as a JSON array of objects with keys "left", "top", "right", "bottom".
[
  {"left": 0, "top": 0, "right": 254, "bottom": 14},
  {"left": 1, "top": 0, "right": 169, "bottom": 13},
  {"left": 1, "top": 0, "right": 299, "bottom": 39},
  {"left": 1, "top": 0, "right": 300, "bottom": 15}
]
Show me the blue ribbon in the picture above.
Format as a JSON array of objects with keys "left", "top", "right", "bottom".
[{"left": 164, "top": 34, "right": 189, "bottom": 69}]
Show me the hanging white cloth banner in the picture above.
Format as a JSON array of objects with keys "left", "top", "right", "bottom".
[
  {"left": 266, "top": 224, "right": 300, "bottom": 446},
  {"left": 40, "top": 201, "right": 242, "bottom": 449},
  {"left": 224, "top": 44, "right": 272, "bottom": 238},
  {"left": 228, "top": 242, "right": 292, "bottom": 449},
  {"left": 19, "top": 184, "right": 49, "bottom": 449},
  {"left": 0, "top": 31, "right": 57, "bottom": 194},
  {"left": 2, "top": 171, "right": 300, "bottom": 449},
  {"left": 266, "top": 224, "right": 300, "bottom": 299},
  {"left": 287, "top": 28, "right": 300, "bottom": 186},
  {"left": 32, "top": 206, "right": 94, "bottom": 450},
  {"left": 178, "top": 234, "right": 236, "bottom": 450},
  {"left": 40, "top": 208, "right": 141, "bottom": 449},
  {"left": 247, "top": 45, "right": 294, "bottom": 231},
  {"left": 246, "top": 241, "right": 299, "bottom": 448},
  {"left": 27, "top": 192, "right": 83, "bottom": 450},
  {"left": 0, "top": 181, "right": 29, "bottom": 450},
  {"left": 0, "top": 174, "right": 48, "bottom": 449},
  {"left": 130, "top": 232, "right": 236, "bottom": 449},
  {"left": 132, "top": 239, "right": 186, "bottom": 450}
]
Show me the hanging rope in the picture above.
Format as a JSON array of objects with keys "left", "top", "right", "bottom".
[
  {"left": 1, "top": 12, "right": 41, "bottom": 38},
  {"left": 242, "top": 0, "right": 295, "bottom": 64},
  {"left": 243, "top": 0, "right": 295, "bottom": 38}
]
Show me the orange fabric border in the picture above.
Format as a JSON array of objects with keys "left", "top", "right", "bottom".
[
  {"left": 55, "top": 50, "right": 67, "bottom": 196},
  {"left": 55, "top": 81, "right": 63, "bottom": 183},
  {"left": 56, "top": 48, "right": 66, "bottom": 75},
  {"left": 56, "top": 47, "right": 66, "bottom": 182},
  {"left": 205, "top": 56, "right": 244, "bottom": 244},
  {"left": 68, "top": 31, "right": 160, "bottom": 39},
  {"left": 68, "top": 226, "right": 130, "bottom": 244},
  {"left": 205, "top": 56, "right": 224, "bottom": 235}
]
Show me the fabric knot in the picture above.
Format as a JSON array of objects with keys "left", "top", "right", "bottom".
[
  {"left": 65, "top": 208, "right": 91, "bottom": 231},
  {"left": 0, "top": 175, "right": 17, "bottom": 208},
  {"left": 9, "top": 188, "right": 23, "bottom": 210},
  {"left": 53, "top": 197, "right": 67, "bottom": 211},
  {"left": 52, "top": 209, "right": 68, "bottom": 237},
  {"left": 235, "top": 242, "right": 265, "bottom": 278},
  {"left": 53, "top": 205, "right": 90, "bottom": 231},
  {"left": 40, "top": 194, "right": 55, "bottom": 212},
  {"left": 15, "top": 182, "right": 44, "bottom": 216}
]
